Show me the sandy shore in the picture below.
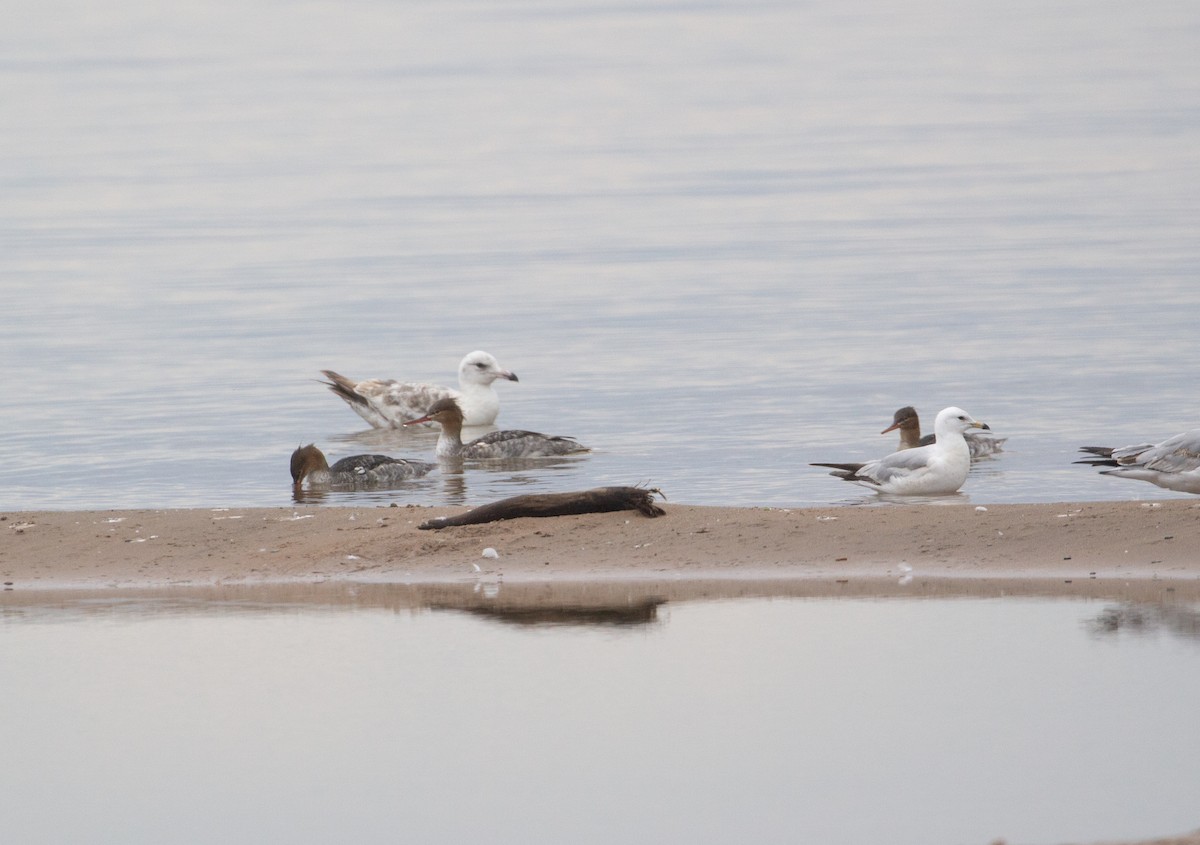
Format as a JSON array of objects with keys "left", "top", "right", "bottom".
[
  {"left": 3, "top": 498, "right": 1199, "bottom": 595},
  {"left": 4, "top": 499, "right": 1200, "bottom": 845}
]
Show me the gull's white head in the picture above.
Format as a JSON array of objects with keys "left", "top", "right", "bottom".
[
  {"left": 933, "top": 406, "right": 989, "bottom": 438},
  {"left": 458, "top": 350, "right": 519, "bottom": 388}
]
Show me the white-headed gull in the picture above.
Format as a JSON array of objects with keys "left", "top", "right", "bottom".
[
  {"left": 813, "top": 407, "right": 989, "bottom": 495},
  {"left": 882, "top": 405, "right": 1006, "bottom": 460},
  {"left": 1077, "top": 429, "right": 1200, "bottom": 493},
  {"left": 322, "top": 350, "right": 517, "bottom": 428}
]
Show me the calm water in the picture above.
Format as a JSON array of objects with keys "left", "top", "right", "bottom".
[
  {"left": 7, "top": 11, "right": 1199, "bottom": 842},
  {"left": 2, "top": 593, "right": 1199, "bottom": 844},
  {"left": 2, "top": 0, "right": 1199, "bottom": 511}
]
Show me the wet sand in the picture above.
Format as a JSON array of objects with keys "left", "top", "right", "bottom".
[
  {"left": 4, "top": 500, "right": 1200, "bottom": 845},
  {"left": 3, "top": 499, "right": 1199, "bottom": 592}
]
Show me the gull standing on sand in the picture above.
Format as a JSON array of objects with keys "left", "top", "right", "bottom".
[
  {"left": 405, "top": 397, "right": 589, "bottom": 459},
  {"left": 882, "top": 405, "right": 1006, "bottom": 459},
  {"left": 290, "top": 444, "right": 436, "bottom": 490},
  {"left": 321, "top": 351, "right": 518, "bottom": 428},
  {"left": 1076, "top": 429, "right": 1200, "bottom": 493},
  {"left": 812, "top": 407, "right": 990, "bottom": 495}
]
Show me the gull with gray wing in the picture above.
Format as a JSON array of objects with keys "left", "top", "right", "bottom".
[
  {"left": 813, "top": 407, "right": 989, "bottom": 496},
  {"left": 1076, "top": 429, "right": 1200, "bottom": 494},
  {"left": 882, "top": 405, "right": 1006, "bottom": 460}
]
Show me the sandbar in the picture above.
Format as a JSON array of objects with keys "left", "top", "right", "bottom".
[
  {"left": 2, "top": 499, "right": 1198, "bottom": 596},
  {"left": 3, "top": 500, "right": 1200, "bottom": 845}
]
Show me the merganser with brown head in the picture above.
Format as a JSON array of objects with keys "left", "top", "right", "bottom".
[
  {"left": 813, "top": 407, "right": 988, "bottom": 495},
  {"left": 405, "top": 397, "right": 589, "bottom": 460},
  {"left": 290, "top": 444, "right": 435, "bottom": 490},
  {"left": 882, "top": 405, "right": 1005, "bottom": 459}
]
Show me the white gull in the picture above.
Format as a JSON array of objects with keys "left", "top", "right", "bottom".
[
  {"left": 882, "top": 405, "right": 1006, "bottom": 460},
  {"left": 1076, "top": 429, "right": 1200, "bottom": 494},
  {"left": 813, "top": 407, "right": 989, "bottom": 495},
  {"left": 321, "top": 350, "right": 517, "bottom": 428}
]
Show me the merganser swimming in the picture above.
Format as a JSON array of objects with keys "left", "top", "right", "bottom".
[
  {"left": 290, "top": 444, "right": 435, "bottom": 489},
  {"left": 321, "top": 350, "right": 518, "bottom": 428},
  {"left": 813, "top": 407, "right": 989, "bottom": 495},
  {"left": 1076, "top": 428, "right": 1200, "bottom": 493},
  {"left": 404, "top": 397, "right": 589, "bottom": 459},
  {"left": 882, "top": 405, "right": 1006, "bottom": 459}
]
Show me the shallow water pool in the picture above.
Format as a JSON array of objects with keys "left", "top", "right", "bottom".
[{"left": 3, "top": 585, "right": 1198, "bottom": 844}]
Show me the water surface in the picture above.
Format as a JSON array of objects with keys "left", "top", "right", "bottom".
[
  {"left": 3, "top": 592, "right": 1199, "bottom": 844},
  {"left": 2, "top": 0, "right": 1199, "bottom": 511}
]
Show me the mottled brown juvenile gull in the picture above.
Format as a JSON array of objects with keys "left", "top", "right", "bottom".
[{"left": 321, "top": 350, "right": 518, "bottom": 428}]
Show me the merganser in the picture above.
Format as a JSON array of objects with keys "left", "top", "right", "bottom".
[
  {"left": 882, "top": 405, "right": 1006, "bottom": 459},
  {"left": 813, "top": 407, "right": 989, "bottom": 495},
  {"left": 404, "top": 397, "right": 589, "bottom": 459},
  {"left": 321, "top": 350, "right": 518, "bottom": 428},
  {"left": 290, "top": 444, "right": 435, "bottom": 489},
  {"left": 1076, "top": 429, "right": 1200, "bottom": 493}
]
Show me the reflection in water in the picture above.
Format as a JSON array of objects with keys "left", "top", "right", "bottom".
[
  {"left": 329, "top": 424, "right": 484, "bottom": 452},
  {"left": 0, "top": 581, "right": 670, "bottom": 630},
  {"left": 437, "top": 468, "right": 469, "bottom": 505},
  {"left": 1088, "top": 603, "right": 1200, "bottom": 642},
  {"left": 845, "top": 491, "right": 971, "bottom": 507},
  {"left": 5, "top": 579, "right": 1200, "bottom": 628},
  {"left": 4, "top": 592, "right": 1200, "bottom": 845},
  {"left": 434, "top": 598, "right": 666, "bottom": 629},
  {"left": 289, "top": 473, "right": 442, "bottom": 506}
]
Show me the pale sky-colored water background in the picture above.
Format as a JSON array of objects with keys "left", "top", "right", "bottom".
[
  {"left": 4, "top": 6, "right": 1200, "bottom": 842},
  {"left": 2, "top": 0, "right": 1199, "bottom": 513}
]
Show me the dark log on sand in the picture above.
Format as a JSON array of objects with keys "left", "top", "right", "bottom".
[{"left": 419, "top": 486, "right": 666, "bottom": 530}]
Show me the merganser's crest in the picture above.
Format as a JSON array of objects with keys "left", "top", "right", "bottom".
[{"left": 321, "top": 350, "right": 518, "bottom": 429}]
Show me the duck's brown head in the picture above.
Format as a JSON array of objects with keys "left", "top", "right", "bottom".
[
  {"left": 290, "top": 443, "right": 329, "bottom": 486},
  {"left": 881, "top": 406, "right": 920, "bottom": 435},
  {"left": 404, "top": 397, "right": 465, "bottom": 428}
]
